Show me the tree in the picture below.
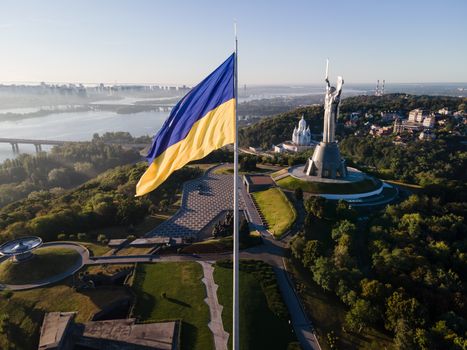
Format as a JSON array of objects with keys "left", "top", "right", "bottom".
[
  {"left": 97, "top": 234, "right": 108, "bottom": 243},
  {"left": 294, "top": 187, "right": 303, "bottom": 201},
  {"left": 394, "top": 319, "right": 417, "bottom": 350},
  {"left": 239, "top": 219, "right": 250, "bottom": 243},
  {"left": 312, "top": 257, "right": 338, "bottom": 291},
  {"left": 334, "top": 236, "right": 355, "bottom": 269},
  {"left": 385, "top": 291, "right": 426, "bottom": 331},
  {"left": 304, "top": 196, "right": 326, "bottom": 218},
  {"left": 344, "top": 299, "right": 379, "bottom": 333},
  {"left": 48, "top": 167, "right": 74, "bottom": 187},
  {"left": 290, "top": 233, "right": 306, "bottom": 260},
  {"left": 399, "top": 213, "right": 423, "bottom": 239},
  {"left": 331, "top": 220, "right": 356, "bottom": 241},
  {"left": 302, "top": 240, "right": 321, "bottom": 268},
  {"left": 335, "top": 200, "right": 357, "bottom": 221},
  {"left": 240, "top": 155, "right": 257, "bottom": 171},
  {"left": 360, "top": 278, "right": 387, "bottom": 303}
]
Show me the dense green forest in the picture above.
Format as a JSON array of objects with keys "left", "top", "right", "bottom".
[
  {"left": 339, "top": 94, "right": 465, "bottom": 115},
  {"left": 0, "top": 162, "right": 201, "bottom": 243},
  {"left": 291, "top": 193, "right": 466, "bottom": 349},
  {"left": 0, "top": 136, "right": 142, "bottom": 207},
  {"left": 340, "top": 136, "right": 466, "bottom": 195}
]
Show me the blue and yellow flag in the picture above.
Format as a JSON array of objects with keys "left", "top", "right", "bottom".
[{"left": 136, "top": 54, "right": 235, "bottom": 196}]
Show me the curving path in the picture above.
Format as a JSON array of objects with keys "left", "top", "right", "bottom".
[
  {"left": 199, "top": 261, "right": 229, "bottom": 350},
  {"left": 0, "top": 242, "right": 89, "bottom": 291}
]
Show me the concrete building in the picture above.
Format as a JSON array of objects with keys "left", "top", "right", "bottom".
[
  {"left": 369, "top": 125, "right": 392, "bottom": 137},
  {"left": 438, "top": 107, "right": 450, "bottom": 115},
  {"left": 408, "top": 109, "right": 429, "bottom": 123},
  {"left": 419, "top": 129, "right": 436, "bottom": 141},
  {"left": 243, "top": 174, "right": 275, "bottom": 193},
  {"left": 39, "top": 312, "right": 180, "bottom": 350},
  {"left": 393, "top": 118, "right": 423, "bottom": 134},
  {"left": 422, "top": 116, "right": 435, "bottom": 128}
]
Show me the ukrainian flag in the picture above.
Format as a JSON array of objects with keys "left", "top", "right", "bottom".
[{"left": 136, "top": 54, "right": 235, "bottom": 196}]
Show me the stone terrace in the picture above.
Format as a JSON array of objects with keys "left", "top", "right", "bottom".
[{"left": 148, "top": 168, "right": 246, "bottom": 238}]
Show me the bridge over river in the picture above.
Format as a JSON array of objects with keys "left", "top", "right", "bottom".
[{"left": 0, "top": 138, "right": 148, "bottom": 154}]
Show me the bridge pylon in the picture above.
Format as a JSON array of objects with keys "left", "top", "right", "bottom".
[{"left": 11, "top": 143, "right": 19, "bottom": 154}]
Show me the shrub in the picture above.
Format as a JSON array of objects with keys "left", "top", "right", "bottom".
[
  {"left": 77, "top": 233, "right": 88, "bottom": 241},
  {"left": 57, "top": 233, "right": 67, "bottom": 240}
]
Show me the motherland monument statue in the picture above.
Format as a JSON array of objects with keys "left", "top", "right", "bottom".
[{"left": 304, "top": 60, "right": 348, "bottom": 178}]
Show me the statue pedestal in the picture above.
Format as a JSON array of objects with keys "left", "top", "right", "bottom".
[{"left": 304, "top": 142, "right": 347, "bottom": 178}]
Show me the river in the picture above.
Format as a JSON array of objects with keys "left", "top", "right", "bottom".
[{"left": 0, "top": 109, "right": 168, "bottom": 162}]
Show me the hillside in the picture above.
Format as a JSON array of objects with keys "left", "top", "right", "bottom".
[{"left": 0, "top": 163, "right": 201, "bottom": 243}]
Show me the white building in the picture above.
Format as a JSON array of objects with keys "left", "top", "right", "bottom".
[
  {"left": 274, "top": 116, "right": 314, "bottom": 153},
  {"left": 438, "top": 107, "right": 450, "bottom": 115},
  {"left": 419, "top": 129, "right": 436, "bottom": 141},
  {"left": 408, "top": 109, "right": 429, "bottom": 123},
  {"left": 422, "top": 116, "right": 435, "bottom": 128},
  {"left": 292, "top": 116, "right": 312, "bottom": 146}
]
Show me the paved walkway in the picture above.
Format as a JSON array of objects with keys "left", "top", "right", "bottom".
[
  {"left": 240, "top": 186, "right": 321, "bottom": 350},
  {"left": 148, "top": 165, "right": 246, "bottom": 238},
  {"left": 199, "top": 261, "right": 229, "bottom": 350},
  {"left": 0, "top": 242, "right": 89, "bottom": 291}
]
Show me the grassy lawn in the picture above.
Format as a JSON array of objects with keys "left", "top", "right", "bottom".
[
  {"left": 79, "top": 242, "right": 111, "bottom": 257},
  {"left": 271, "top": 168, "right": 289, "bottom": 180},
  {"left": 0, "top": 247, "right": 80, "bottom": 285},
  {"left": 186, "top": 163, "right": 217, "bottom": 173},
  {"left": 0, "top": 279, "right": 130, "bottom": 349},
  {"left": 214, "top": 260, "right": 297, "bottom": 350},
  {"left": 131, "top": 262, "right": 213, "bottom": 350},
  {"left": 86, "top": 263, "right": 133, "bottom": 276},
  {"left": 115, "top": 246, "right": 152, "bottom": 256},
  {"left": 252, "top": 188, "right": 296, "bottom": 237},
  {"left": 286, "top": 259, "right": 393, "bottom": 350},
  {"left": 213, "top": 166, "right": 270, "bottom": 175},
  {"left": 277, "top": 175, "right": 381, "bottom": 194}
]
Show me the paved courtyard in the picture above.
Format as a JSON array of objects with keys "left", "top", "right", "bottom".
[{"left": 148, "top": 167, "right": 246, "bottom": 238}]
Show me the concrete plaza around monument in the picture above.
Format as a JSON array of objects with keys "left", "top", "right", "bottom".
[
  {"left": 289, "top": 165, "right": 369, "bottom": 184},
  {"left": 285, "top": 164, "right": 396, "bottom": 201}
]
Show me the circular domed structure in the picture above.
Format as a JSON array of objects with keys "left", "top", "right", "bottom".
[{"left": 0, "top": 236, "right": 43, "bottom": 262}]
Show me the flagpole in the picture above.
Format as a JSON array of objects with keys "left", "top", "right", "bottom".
[{"left": 233, "top": 22, "right": 240, "bottom": 350}]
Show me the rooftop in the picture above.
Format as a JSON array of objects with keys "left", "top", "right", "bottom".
[
  {"left": 130, "top": 237, "right": 171, "bottom": 246},
  {"left": 243, "top": 174, "right": 275, "bottom": 186},
  {"left": 80, "top": 318, "right": 179, "bottom": 350},
  {"left": 38, "top": 312, "right": 180, "bottom": 350},
  {"left": 38, "top": 312, "right": 75, "bottom": 350}
]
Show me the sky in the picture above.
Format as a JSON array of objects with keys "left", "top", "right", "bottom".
[{"left": 0, "top": 0, "right": 466, "bottom": 85}]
